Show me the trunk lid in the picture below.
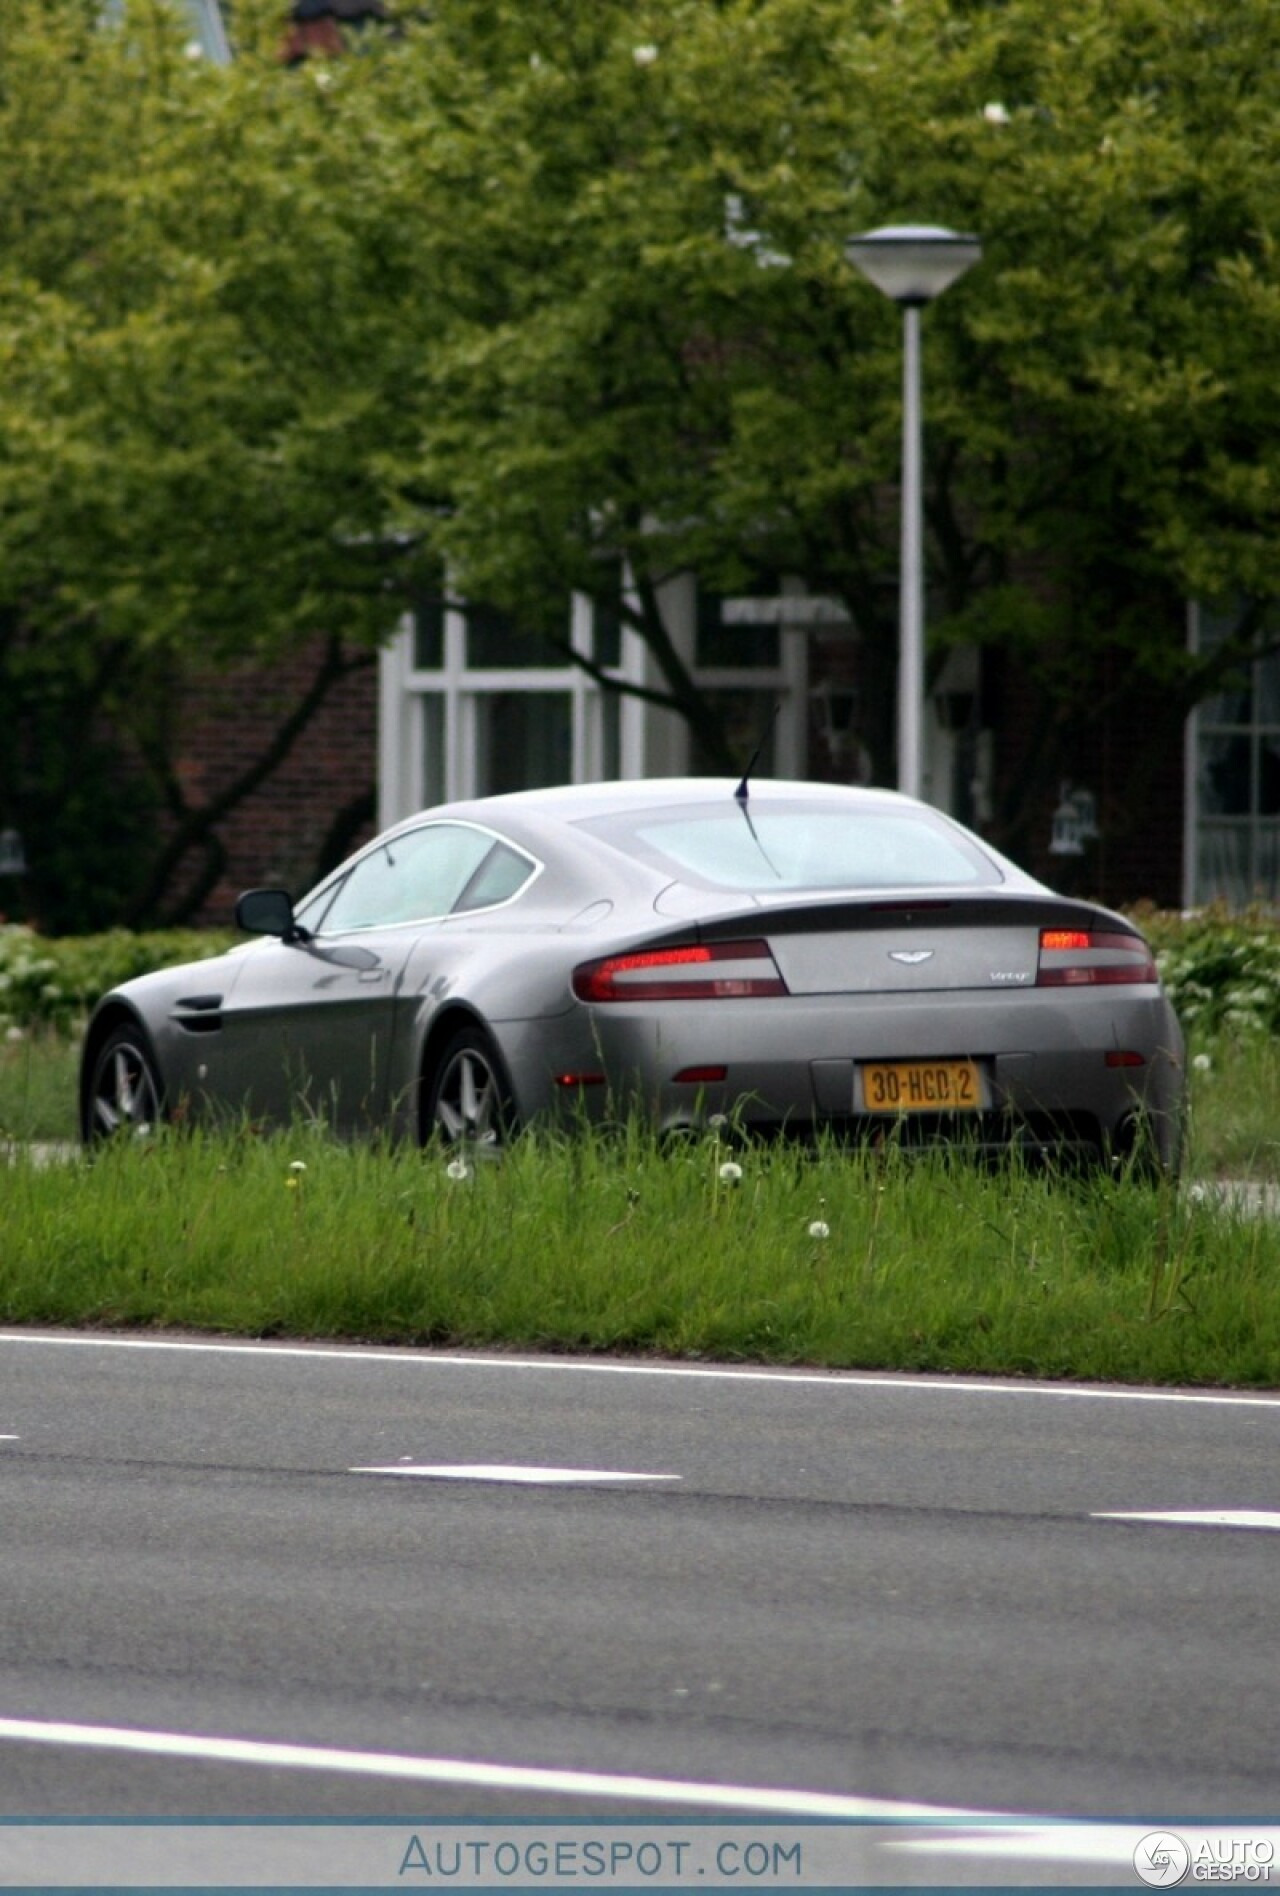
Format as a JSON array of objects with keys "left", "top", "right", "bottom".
[{"left": 700, "top": 894, "right": 1124, "bottom": 997}]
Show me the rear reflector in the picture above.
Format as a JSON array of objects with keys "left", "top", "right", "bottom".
[
  {"left": 554, "top": 1072, "right": 606, "bottom": 1088},
  {"left": 1036, "top": 929, "right": 1158, "bottom": 987},
  {"left": 1105, "top": 1051, "right": 1147, "bottom": 1068},
  {"left": 673, "top": 1065, "right": 728, "bottom": 1084},
  {"left": 573, "top": 940, "right": 788, "bottom": 1003}
]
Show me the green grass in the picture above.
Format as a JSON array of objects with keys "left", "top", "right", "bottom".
[
  {"left": 2, "top": 1123, "right": 1278, "bottom": 1388},
  {"left": 1182, "top": 1035, "right": 1280, "bottom": 1180},
  {"left": 2, "top": 1026, "right": 1278, "bottom": 1390},
  {"left": 3, "top": 1023, "right": 1277, "bottom": 1178},
  {"left": 0, "top": 1028, "right": 79, "bottom": 1143}
]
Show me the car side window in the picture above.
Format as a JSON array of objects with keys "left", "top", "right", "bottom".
[
  {"left": 316, "top": 825, "right": 531, "bottom": 932},
  {"left": 452, "top": 841, "right": 535, "bottom": 913}
]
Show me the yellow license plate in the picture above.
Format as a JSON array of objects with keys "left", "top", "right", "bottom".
[{"left": 861, "top": 1059, "right": 982, "bottom": 1113}]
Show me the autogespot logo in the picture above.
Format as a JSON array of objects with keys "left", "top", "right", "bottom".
[{"left": 1136, "top": 1834, "right": 1192, "bottom": 1888}]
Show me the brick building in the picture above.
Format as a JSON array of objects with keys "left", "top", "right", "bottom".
[{"left": 167, "top": 579, "right": 1223, "bottom": 928}]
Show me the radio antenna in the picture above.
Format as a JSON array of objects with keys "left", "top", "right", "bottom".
[{"left": 733, "top": 702, "right": 781, "bottom": 804}]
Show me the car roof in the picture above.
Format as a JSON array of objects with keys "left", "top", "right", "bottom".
[{"left": 401, "top": 778, "right": 916, "bottom": 831}]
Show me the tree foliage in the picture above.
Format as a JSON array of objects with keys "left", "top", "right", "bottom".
[
  {"left": 373, "top": 0, "right": 1280, "bottom": 834},
  {"left": 1, "top": 0, "right": 1278, "bottom": 920}
]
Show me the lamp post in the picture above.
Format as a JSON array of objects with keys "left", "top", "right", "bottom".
[{"left": 845, "top": 224, "right": 981, "bottom": 800}]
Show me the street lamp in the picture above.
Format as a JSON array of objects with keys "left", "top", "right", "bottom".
[{"left": 845, "top": 224, "right": 981, "bottom": 800}]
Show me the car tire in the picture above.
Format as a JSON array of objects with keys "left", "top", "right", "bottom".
[
  {"left": 425, "top": 1025, "right": 516, "bottom": 1151},
  {"left": 85, "top": 1023, "right": 164, "bottom": 1144}
]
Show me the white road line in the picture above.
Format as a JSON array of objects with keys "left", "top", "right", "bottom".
[
  {"left": 351, "top": 1464, "right": 680, "bottom": 1484},
  {"left": 1094, "top": 1509, "right": 1280, "bottom": 1531},
  {"left": 1, "top": 1331, "right": 1277, "bottom": 1408},
  {"left": 0, "top": 1717, "right": 985, "bottom": 1820}
]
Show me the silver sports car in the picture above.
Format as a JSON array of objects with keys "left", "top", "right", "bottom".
[{"left": 80, "top": 778, "right": 1185, "bottom": 1168}]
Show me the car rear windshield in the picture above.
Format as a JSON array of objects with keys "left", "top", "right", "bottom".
[{"left": 577, "top": 802, "right": 1001, "bottom": 892}]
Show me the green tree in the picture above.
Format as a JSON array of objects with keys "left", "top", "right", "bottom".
[
  {"left": 370, "top": 0, "right": 1280, "bottom": 847},
  {"left": 0, "top": 0, "right": 419, "bottom": 925},
  {"left": 3, "top": 0, "right": 1279, "bottom": 922}
]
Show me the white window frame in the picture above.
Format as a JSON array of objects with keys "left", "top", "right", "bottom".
[
  {"left": 378, "top": 594, "right": 645, "bottom": 829},
  {"left": 377, "top": 574, "right": 813, "bottom": 828},
  {"left": 1183, "top": 599, "right": 1280, "bottom": 908}
]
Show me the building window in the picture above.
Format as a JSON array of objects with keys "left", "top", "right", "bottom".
[
  {"left": 691, "top": 578, "right": 810, "bottom": 780},
  {"left": 476, "top": 691, "right": 573, "bottom": 794},
  {"left": 1187, "top": 603, "right": 1280, "bottom": 907},
  {"left": 379, "top": 589, "right": 635, "bottom": 825},
  {"left": 464, "top": 604, "right": 563, "bottom": 671},
  {"left": 378, "top": 571, "right": 818, "bottom": 827}
]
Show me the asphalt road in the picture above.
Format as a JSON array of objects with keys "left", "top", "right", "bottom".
[{"left": 1, "top": 1330, "right": 1278, "bottom": 1844}]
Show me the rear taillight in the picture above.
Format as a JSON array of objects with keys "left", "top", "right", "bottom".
[
  {"left": 1036, "top": 928, "right": 1158, "bottom": 987},
  {"left": 572, "top": 940, "right": 788, "bottom": 1003}
]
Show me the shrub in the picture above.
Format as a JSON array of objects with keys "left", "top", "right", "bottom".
[
  {"left": 4, "top": 908, "right": 1280, "bottom": 1039},
  {"left": 0, "top": 925, "right": 237, "bottom": 1032},
  {"left": 1136, "top": 905, "right": 1280, "bottom": 1037}
]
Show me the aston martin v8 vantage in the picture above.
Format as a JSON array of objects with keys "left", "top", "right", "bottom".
[{"left": 80, "top": 779, "right": 1185, "bottom": 1168}]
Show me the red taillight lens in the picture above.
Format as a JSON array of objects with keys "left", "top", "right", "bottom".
[
  {"left": 1040, "top": 929, "right": 1091, "bottom": 952},
  {"left": 572, "top": 940, "right": 788, "bottom": 1003},
  {"left": 1037, "top": 929, "right": 1158, "bottom": 987}
]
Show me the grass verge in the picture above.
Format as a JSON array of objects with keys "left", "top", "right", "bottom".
[
  {"left": 2, "top": 1124, "right": 1277, "bottom": 1388},
  {"left": 3, "top": 1025, "right": 1278, "bottom": 1178}
]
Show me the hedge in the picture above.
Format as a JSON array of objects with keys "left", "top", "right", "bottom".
[
  {"left": 0, "top": 925, "right": 238, "bottom": 1033},
  {"left": 3, "top": 910, "right": 1279, "bottom": 1038}
]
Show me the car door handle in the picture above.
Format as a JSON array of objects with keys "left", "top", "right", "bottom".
[{"left": 358, "top": 969, "right": 391, "bottom": 984}]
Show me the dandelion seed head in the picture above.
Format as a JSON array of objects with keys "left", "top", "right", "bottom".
[
  {"left": 718, "top": 1160, "right": 743, "bottom": 1185},
  {"left": 808, "top": 1220, "right": 831, "bottom": 1240},
  {"left": 446, "top": 1158, "right": 473, "bottom": 1181},
  {"left": 633, "top": 43, "right": 659, "bottom": 65},
  {"left": 1192, "top": 1052, "right": 1212, "bottom": 1072},
  {"left": 289, "top": 1160, "right": 308, "bottom": 1173}
]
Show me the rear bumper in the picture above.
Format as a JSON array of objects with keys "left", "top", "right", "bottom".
[{"left": 505, "top": 988, "right": 1186, "bottom": 1169}]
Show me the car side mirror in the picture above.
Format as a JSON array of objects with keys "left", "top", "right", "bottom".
[{"left": 235, "top": 887, "right": 307, "bottom": 942}]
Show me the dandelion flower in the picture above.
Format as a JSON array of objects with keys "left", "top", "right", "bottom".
[
  {"left": 285, "top": 1176, "right": 301, "bottom": 1191},
  {"left": 808, "top": 1220, "right": 831, "bottom": 1240},
  {"left": 718, "top": 1160, "right": 743, "bottom": 1185}
]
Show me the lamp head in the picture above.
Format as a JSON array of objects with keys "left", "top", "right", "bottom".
[{"left": 846, "top": 224, "right": 982, "bottom": 306}]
